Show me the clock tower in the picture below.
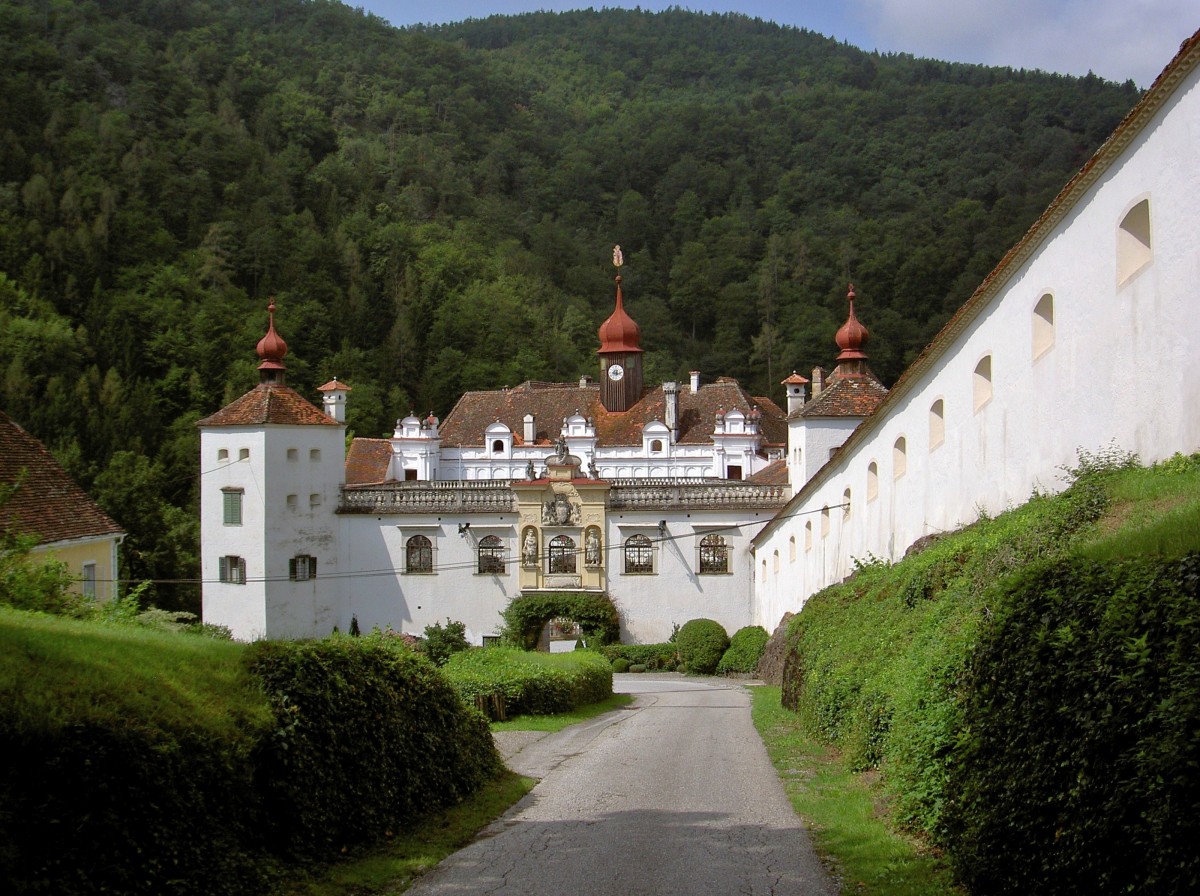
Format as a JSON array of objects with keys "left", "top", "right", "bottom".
[{"left": 598, "top": 246, "right": 643, "bottom": 412}]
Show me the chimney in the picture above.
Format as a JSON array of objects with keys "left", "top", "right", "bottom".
[
  {"left": 318, "top": 378, "right": 351, "bottom": 423},
  {"left": 782, "top": 371, "right": 810, "bottom": 415},
  {"left": 663, "top": 382, "right": 679, "bottom": 442},
  {"left": 811, "top": 367, "right": 825, "bottom": 397},
  {"left": 523, "top": 414, "right": 536, "bottom": 444},
  {"left": 690, "top": 370, "right": 701, "bottom": 393}
]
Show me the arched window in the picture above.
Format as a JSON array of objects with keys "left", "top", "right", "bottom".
[
  {"left": 867, "top": 461, "right": 879, "bottom": 501},
  {"left": 650, "top": 439, "right": 663, "bottom": 453},
  {"left": 842, "top": 488, "right": 852, "bottom": 520},
  {"left": 804, "top": 521, "right": 813, "bottom": 551},
  {"left": 973, "top": 356, "right": 993, "bottom": 411},
  {"left": 217, "top": 448, "right": 229, "bottom": 461},
  {"left": 477, "top": 535, "right": 504, "bottom": 574},
  {"left": 491, "top": 439, "right": 504, "bottom": 454},
  {"left": 821, "top": 506, "right": 830, "bottom": 538},
  {"left": 789, "top": 535, "right": 797, "bottom": 562},
  {"left": 1032, "top": 293, "right": 1054, "bottom": 360},
  {"left": 1117, "top": 198, "right": 1151, "bottom": 284},
  {"left": 894, "top": 436, "right": 907, "bottom": 478},
  {"left": 698, "top": 534, "right": 728, "bottom": 574},
  {"left": 406, "top": 535, "right": 433, "bottom": 573},
  {"left": 773, "top": 550, "right": 780, "bottom": 573},
  {"left": 624, "top": 534, "right": 654, "bottom": 574},
  {"left": 930, "top": 399, "right": 945, "bottom": 449},
  {"left": 548, "top": 534, "right": 576, "bottom": 574}
]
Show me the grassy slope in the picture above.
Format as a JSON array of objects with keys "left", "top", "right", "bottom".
[{"left": 754, "top": 452, "right": 1200, "bottom": 895}]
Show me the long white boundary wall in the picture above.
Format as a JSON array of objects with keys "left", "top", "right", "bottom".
[{"left": 753, "top": 45, "right": 1200, "bottom": 630}]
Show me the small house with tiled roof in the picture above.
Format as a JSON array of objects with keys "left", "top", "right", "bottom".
[{"left": 0, "top": 409, "right": 125, "bottom": 601}]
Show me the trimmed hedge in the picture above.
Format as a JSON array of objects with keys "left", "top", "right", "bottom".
[
  {"left": 675, "top": 619, "right": 729, "bottom": 674},
  {"left": 500, "top": 592, "right": 620, "bottom": 649},
  {"left": 599, "top": 641, "right": 677, "bottom": 670},
  {"left": 248, "top": 636, "right": 500, "bottom": 859},
  {"left": 945, "top": 553, "right": 1200, "bottom": 894},
  {"left": 717, "top": 625, "right": 769, "bottom": 674},
  {"left": 0, "top": 621, "right": 500, "bottom": 895},
  {"left": 442, "top": 647, "right": 613, "bottom": 716}
]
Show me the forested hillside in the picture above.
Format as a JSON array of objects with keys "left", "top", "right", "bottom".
[{"left": 0, "top": 0, "right": 1139, "bottom": 611}]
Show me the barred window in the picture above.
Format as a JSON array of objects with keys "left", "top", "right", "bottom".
[
  {"left": 698, "top": 534, "right": 728, "bottom": 574},
  {"left": 406, "top": 535, "right": 433, "bottom": 573},
  {"left": 478, "top": 535, "right": 504, "bottom": 574},
  {"left": 289, "top": 555, "right": 317, "bottom": 581},
  {"left": 623, "top": 534, "right": 654, "bottom": 574},
  {"left": 548, "top": 534, "right": 576, "bottom": 574},
  {"left": 219, "top": 555, "right": 246, "bottom": 584}
]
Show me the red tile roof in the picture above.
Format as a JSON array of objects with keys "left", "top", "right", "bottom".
[
  {"left": 0, "top": 410, "right": 124, "bottom": 546},
  {"left": 197, "top": 384, "right": 341, "bottom": 427},
  {"left": 798, "top": 368, "right": 889, "bottom": 418},
  {"left": 345, "top": 438, "right": 394, "bottom": 485},
  {"left": 438, "top": 378, "right": 787, "bottom": 449},
  {"left": 746, "top": 459, "right": 789, "bottom": 486}
]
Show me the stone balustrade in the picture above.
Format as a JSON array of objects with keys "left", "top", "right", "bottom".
[{"left": 340, "top": 482, "right": 516, "bottom": 514}]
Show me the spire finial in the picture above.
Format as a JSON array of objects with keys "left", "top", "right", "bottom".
[{"left": 256, "top": 298, "right": 288, "bottom": 383}]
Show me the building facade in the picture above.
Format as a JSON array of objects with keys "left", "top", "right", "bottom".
[
  {"left": 200, "top": 271, "right": 789, "bottom": 643},
  {"left": 752, "top": 30, "right": 1200, "bottom": 630}
]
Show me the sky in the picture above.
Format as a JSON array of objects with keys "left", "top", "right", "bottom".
[{"left": 354, "top": 0, "right": 1196, "bottom": 87}]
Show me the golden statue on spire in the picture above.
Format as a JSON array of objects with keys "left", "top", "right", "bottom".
[{"left": 613, "top": 245, "right": 624, "bottom": 269}]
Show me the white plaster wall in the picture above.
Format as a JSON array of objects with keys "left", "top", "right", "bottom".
[
  {"left": 201, "top": 423, "right": 346, "bottom": 641},
  {"left": 754, "top": 64, "right": 1200, "bottom": 632}
]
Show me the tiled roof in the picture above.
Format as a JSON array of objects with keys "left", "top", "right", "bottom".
[
  {"left": 798, "top": 368, "right": 889, "bottom": 418},
  {"left": 746, "top": 459, "right": 789, "bottom": 486},
  {"left": 438, "top": 379, "right": 787, "bottom": 449},
  {"left": 0, "top": 410, "right": 124, "bottom": 546},
  {"left": 197, "top": 384, "right": 340, "bottom": 427},
  {"left": 346, "top": 438, "right": 394, "bottom": 485}
]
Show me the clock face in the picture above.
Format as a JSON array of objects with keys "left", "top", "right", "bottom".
[{"left": 607, "top": 363, "right": 625, "bottom": 382}]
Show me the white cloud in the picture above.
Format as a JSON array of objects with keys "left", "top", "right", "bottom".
[{"left": 850, "top": 0, "right": 1196, "bottom": 85}]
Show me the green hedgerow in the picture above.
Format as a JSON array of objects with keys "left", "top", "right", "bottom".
[
  {"left": 675, "top": 619, "right": 729, "bottom": 675},
  {"left": 717, "top": 625, "right": 769, "bottom": 674}
]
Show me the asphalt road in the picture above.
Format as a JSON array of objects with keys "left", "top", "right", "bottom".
[{"left": 407, "top": 673, "right": 836, "bottom": 895}]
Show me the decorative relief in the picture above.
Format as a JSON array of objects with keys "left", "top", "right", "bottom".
[{"left": 541, "top": 492, "right": 580, "bottom": 526}]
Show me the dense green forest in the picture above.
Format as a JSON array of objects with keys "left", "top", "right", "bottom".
[{"left": 0, "top": 0, "right": 1140, "bottom": 611}]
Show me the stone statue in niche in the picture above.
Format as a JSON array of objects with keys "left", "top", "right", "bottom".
[
  {"left": 522, "top": 529, "right": 539, "bottom": 567},
  {"left": 542, "top": 493, "right": 578, "bottom": 525},
  {"left": 525, "top": 460, "right": 536, "bottom": 480},
  {"left": 585, "top": 528, "right": 602, "bottom": 566}
]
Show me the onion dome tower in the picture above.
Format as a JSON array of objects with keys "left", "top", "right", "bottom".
[
  {"left": 597, "top": 245, "right": 643, "bottom": 412},
  {"left": 256, "top": 300, "right": 288, "bottom": 385},
  {"left": 833, "top": 284, "right": 871, "bottom": 377}
]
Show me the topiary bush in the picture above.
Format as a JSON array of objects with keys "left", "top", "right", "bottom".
[
  {"left": 628, "top": 663, "right": 646, "bottom": 673},
  {"left": 674, "top": 619, "right": 729, "bottom": 675},
  {"left": 499, "top": 592, "right": 620, "bottom": 649},
  {"left": 717, "top": 625, "right": 769, "bottom": 674},
  {"left": 611, "top": 657, "right": 631, "bottom": 673}
]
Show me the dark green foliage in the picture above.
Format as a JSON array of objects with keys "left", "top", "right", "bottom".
[
  {"left": 717, "top": 624, "right": 769, "bottom": 674},
  {"left": 611, "top": 657, "right": 631, "bottom": 672},
  {"left": 500, "top": 591, "right": 620, "bottom": 649},
  {"left": 628, "top": 663, "right": 647, "bottom": 673},
  {"left": 675, "top": 618, "right": 729, "bottom": 674},
  {"left": 0, "top": 1, "right": 1137, "bottom": 616},
  {"left": 442, "top": 647, "right": 613, "bottom": 716},
  {"left": 599, "top": 641, "right": 678, "bottom": 670},
  {"left": 944, "top": 553, "right": 1200, "bottom": 895},
  {"left": 422, "top": 617, "right": 469, "bottom": 666},
  {"left": 247, "top": 636, "right": 500, "bottom": 860}
]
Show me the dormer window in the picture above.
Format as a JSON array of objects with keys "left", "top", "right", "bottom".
[
  {"left": 650, "top": 439, "right": 663, "bottom": 453},
  {"left": 492, "top": 439, "right": 504, "bottom": 454}
]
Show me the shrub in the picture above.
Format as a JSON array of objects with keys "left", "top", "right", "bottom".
[
  {"left": 598, "top": 642, "right": 676, "bottom": 669},
  {"left": 421, "top": 618, "right": 469, "bottom": 666},
  {"left": 675, "top": 619, "right": 729, "bottom": 675},
  {"left": 611, "top": 657, "right": 631, "bottom": 673},
  {"left": 717, "top": 625, "right": 769, "bottom": 674},
  {"left": 628, "top": 663, "right": 646, "bottom": 673},
  {"left": 499, "top": 592, "right": 620, "bottom": 649},
  {"left": 442, "top": 648, "right": 612, "bottom": 717},
  {"left": 944, "top": 553, "right": 1200, "bottom": 895}
]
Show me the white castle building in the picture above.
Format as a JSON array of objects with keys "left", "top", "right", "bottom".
[
  {"left": 201, "top": 29, "right": 1199, "bottom": 644},
  {"left": 200, "top": 272, "right": 793, "bottom": 644},
  {"left": 751, "top": 28, "right": 1200, "bottom": 629}
]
